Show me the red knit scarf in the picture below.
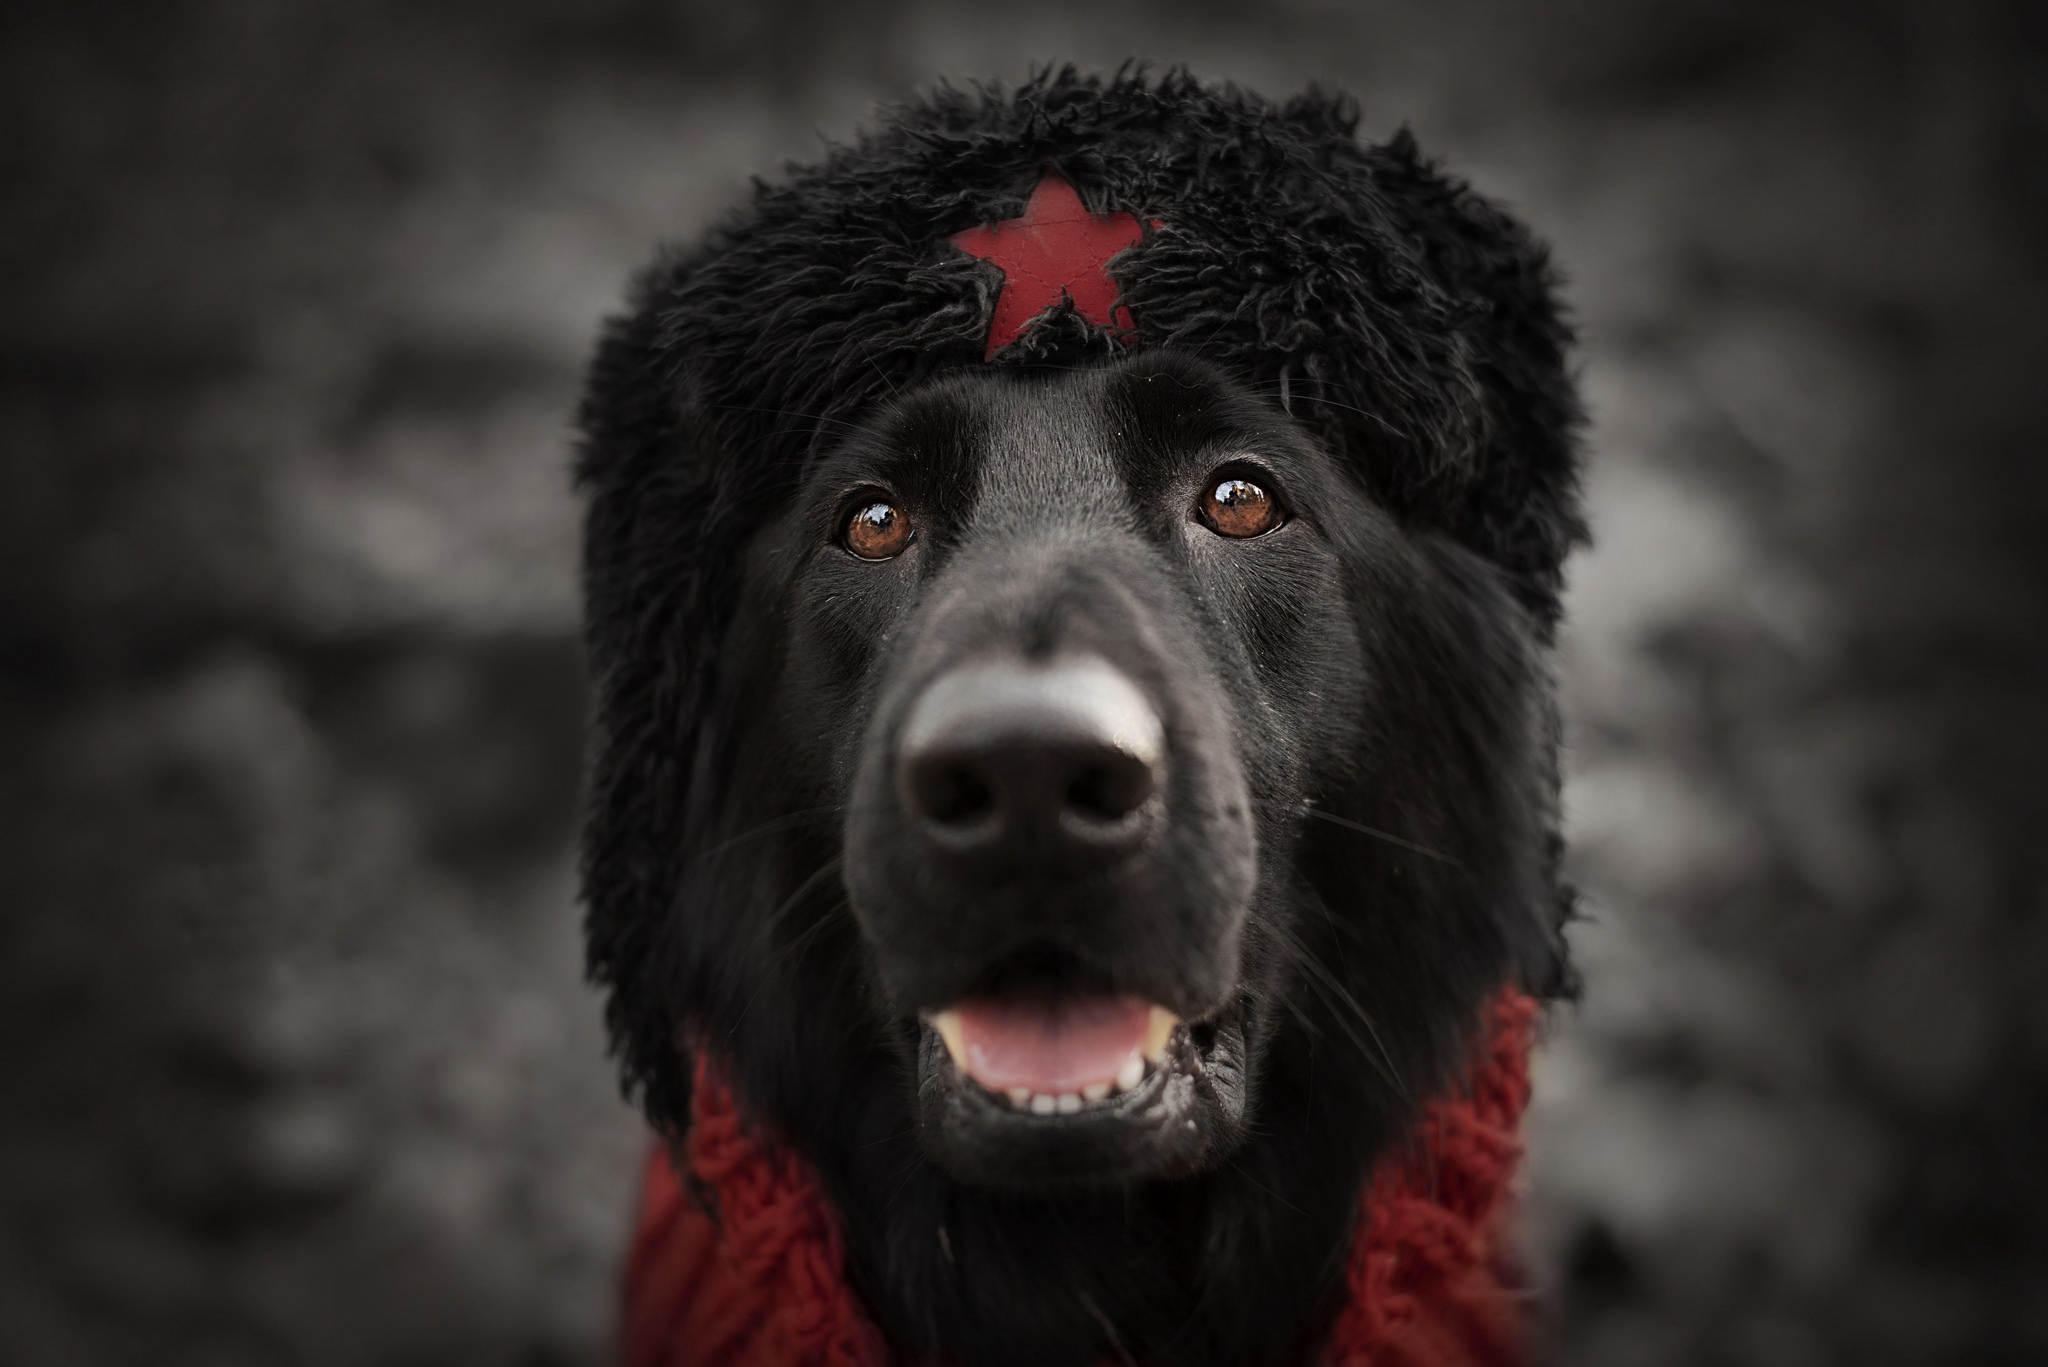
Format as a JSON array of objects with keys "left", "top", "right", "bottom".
[{"left": 623, "top": 991, "right": 1538, "bottom": 1367}]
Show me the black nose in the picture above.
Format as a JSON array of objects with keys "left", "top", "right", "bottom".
[{"left": 898, "top": 657, "right": 1164, "bottom": 874}]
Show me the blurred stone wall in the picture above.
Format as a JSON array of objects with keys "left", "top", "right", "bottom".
[{"left": 3, "top": 2, "right": 2042, "bottom": 1363}]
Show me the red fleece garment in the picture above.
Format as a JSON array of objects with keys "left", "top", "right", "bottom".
[{"left": 623, "top": 990, "right": 1539, "bottom": 1367}]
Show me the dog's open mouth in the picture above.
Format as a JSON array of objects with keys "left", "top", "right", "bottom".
[
  {"left": 926, "top": 993, "right": 1179, "bottom": 1112},
  {"left": 908, "top": 952, "right": 1249, "bottom": 1186}
]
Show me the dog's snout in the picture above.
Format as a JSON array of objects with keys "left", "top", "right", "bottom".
[{"left": 899, "top": 658, "right": 1163, "bottom": 873}]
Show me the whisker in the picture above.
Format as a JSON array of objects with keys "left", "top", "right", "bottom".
[
  {"left": 774, "top": 894, "right": 849, "bottom": 972},
  {"left": 865, "top": 354, "right": 903, "bottom": 398},
  {"left": 761, "top": 855, "right": 846, "bottom": 940},
  {"left": 729, "top": 856, "right": 845, "bottom": 1032},
  {"left": 1076, "top": 1288, "right": 1138, "bottom": 1367},
  {"left": 1279, "top": 989, "right": 1325, "bottom": 1043},
  {"left": 1250, "top": 907, "right": 1397, "bottom": 1099},
  {"left": 1226, "top": 1157, "right": 1308, "bottom": 1218},
  {"left": 696, "top": 401, "right": 866, "bottom": 436},
  {"left": 881, "top": 1147, "right": 930, "bottom": 1213},
  {"left": 1244, "top": 384, "right": 1406, "bottom": 438},
  {"left": 695, "top": 806, "right": 841, "bottom": 867},
  {"left": 858, "top": 1120, "right": 920, "bottom": 1150},
  {"left": 1289, "top": 943, "right": 1409, "bottom": 1100},
  {"left": 1303, "top": 806, "right": 1458, "bottom": 867}
]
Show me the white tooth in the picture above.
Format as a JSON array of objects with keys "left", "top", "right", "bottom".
[
  {"left": 1143, "top": 1005, "right": 1180, "bottom": 1063},
  {"left": 1056, "top": 1093, "right": 1082, "bottom": 1114},
  {"left": 1115, "top": 1053, "right": 1144, "bottom": 1092},
  {"left": 1029, "top": 1093, "right": 1057, "bottom": 1116},
  {"left": 1082, "top": 1081, "right": 1110, "bottom": 1102},
  {"left": 1006, "top": 1086, "right": 1031, "bottom": 1107},
  {"left": 930, "top": 1010, "right": 967, "bottom": 1069}
]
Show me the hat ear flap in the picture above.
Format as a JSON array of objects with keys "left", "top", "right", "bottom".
[
  {"left": 1357, "top": 128, "right": 1588, "bottom": 636},
  {"left": 576, "top": 281, "right": 732, "bottom": 1133}
]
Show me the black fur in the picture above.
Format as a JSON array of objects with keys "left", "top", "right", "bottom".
[{"left": 577, "top": 69, "right": 1585, "bottom": 1366}]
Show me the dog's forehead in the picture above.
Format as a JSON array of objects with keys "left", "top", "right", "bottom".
[
  {"left": 869, "top": 357, "right": 1257, "bottom": 519},
  {"left": 971, "top": 378, "right": 1121, "bottom": 515}
]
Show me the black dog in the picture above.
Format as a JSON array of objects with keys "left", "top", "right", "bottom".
[{"left": 579, "top": 71, "right": 1583, "bottom": 1367}]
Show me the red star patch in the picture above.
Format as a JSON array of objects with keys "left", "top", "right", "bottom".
[{"left": 951, "top": 172, "right": 1161, "bottom": 361}]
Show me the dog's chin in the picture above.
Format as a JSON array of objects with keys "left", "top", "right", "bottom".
[{"left": 909, "top": 996, "right": 1252, "bottom": 1189}]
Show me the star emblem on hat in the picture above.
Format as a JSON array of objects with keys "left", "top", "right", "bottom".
[{"left": 951, "top": 172, "right": 1161, "bottom": 360}]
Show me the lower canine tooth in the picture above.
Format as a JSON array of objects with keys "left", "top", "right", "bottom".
[
  {"left": 1115, "top": 1054, "right": 1144, "bottom": 1092},
  {"left": 1029, "top": 1093, "right": 1057, "bottom": 1116},
  {"left": 1143, "top": 1005, "right": 1180, "bottom": 1063},
  {"left": 1082, "top": 1081, "right": 1110, "bottom": 1102}
]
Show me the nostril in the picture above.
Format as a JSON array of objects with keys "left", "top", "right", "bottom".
[
  {"left": 897, "top": 656, "right": 1166, "bottom": 863},
  {"left": 1065, "top": 752, "right": 1155, "bottom": 824},
  {"left": 914, "top": 760, "right": 996, "bottom": 828}
]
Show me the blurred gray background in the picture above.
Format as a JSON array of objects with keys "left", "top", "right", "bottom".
[{"left": 4, "top": 1, "right": 2044, "bottom": 1363}]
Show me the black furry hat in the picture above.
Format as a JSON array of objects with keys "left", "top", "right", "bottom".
[
  {"left": 583, "top": 66, "right": 1581, "bottom": 611},
  {"left": 578, "top": 67, "right": 1584, "bottom": 1125}
]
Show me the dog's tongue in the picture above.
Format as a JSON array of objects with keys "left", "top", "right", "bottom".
[{"left": 952, "top": 994, "right": 1150, "bottom": 1093}]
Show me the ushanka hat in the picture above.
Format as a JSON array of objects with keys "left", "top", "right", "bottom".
[
  {"left": 579, "top": 66, "right": 1582, "bottom": 618},
  {"left": 577, "top": 68, "right": 1585, "bottom": 1129}
]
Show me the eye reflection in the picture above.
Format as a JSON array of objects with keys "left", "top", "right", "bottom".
[
  {"left": 846, "top": 500, "right": 912, "bottom": 559},
  {"left": 1198, "top": 476, "right": 1281, "bottom": 538}
]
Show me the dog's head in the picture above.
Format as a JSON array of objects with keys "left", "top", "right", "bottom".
[{"left": 578, "top": 72, "right": 1582, "bottom": 1197}]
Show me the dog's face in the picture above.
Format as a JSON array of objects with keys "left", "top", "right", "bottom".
[{"left": 735, "top": 350, "right": 1556, "bottom": 1190}]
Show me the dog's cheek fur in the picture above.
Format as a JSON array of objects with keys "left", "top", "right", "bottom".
[
  {"left": 1289, "top": 521, "right": 1559, "bottom": 1117},
  {"left": 1168, "top": 511, "right": 1366, "bottom": 1087},
  {"left": 1164, "top": 495, "right": 1554, "bottom": 1204}
]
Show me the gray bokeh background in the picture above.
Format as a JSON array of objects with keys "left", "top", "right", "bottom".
[{"left": 5, "top": 1, "right": 2044, "bottom": 1363}]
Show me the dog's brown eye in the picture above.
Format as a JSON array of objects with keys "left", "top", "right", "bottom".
[
  {"left": 845, "top": 500, "right": 912, "bottom": 559},
  {"left": 1198, "top": 476, "right": 1281, "bottom": 538}
]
